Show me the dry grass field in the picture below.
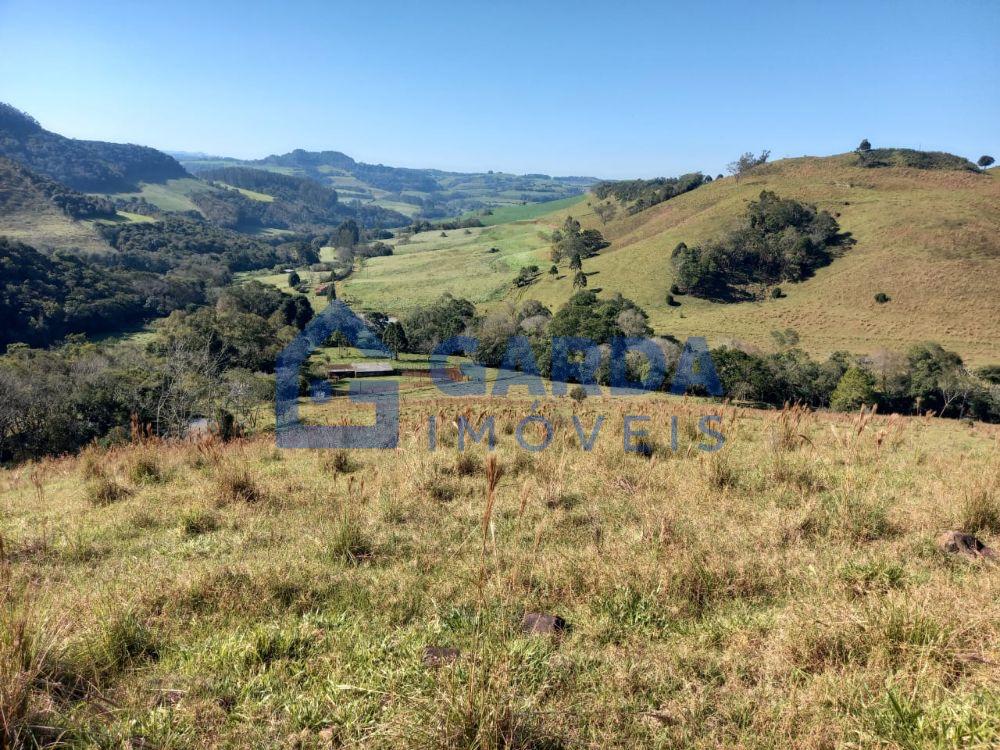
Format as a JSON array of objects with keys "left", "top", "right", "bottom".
[{"left": 2, "top": 395, "right": 998, "bottom": 748}]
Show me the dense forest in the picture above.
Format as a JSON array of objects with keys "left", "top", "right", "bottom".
[
  {"left": 98, "top": 217, "right": 318, "bottom": 274},
  {"left": 0, "top": 156, "right": 116, "bottom": 220},
  {"left": 672, "top": 191, "right": 851, "bottom": 299},
  {"left": 0, "top": 217, "right": 320, "bottom": 350},
  {"left": 0, "top": 102, "right": 188, "bottom": 192},
  {"left": 0, "top": 279, "right": 315, "bottom": 461},
  {"left": 191, "top": 166, "right": 408, "bottom": 231},
  {"left": 0, "top": 238, "right": 203, "bottom": 349},
  {"left": 200, "top": 166, "right": 339, "bottom": 206}
]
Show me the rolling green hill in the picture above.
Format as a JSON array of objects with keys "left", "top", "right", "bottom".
[
  {"left": 335, "top": 153, "right": 999, "bottom": 365},
  {"left": 179, "top": 149, "right": 595, "bottom": 220}
]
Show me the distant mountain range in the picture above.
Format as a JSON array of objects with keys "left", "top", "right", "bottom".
[
  {"left": 0, "top": 101, "right": 595, "bottom": 239},
  {"left": 180, "top": 148, "right": 597, "bottom": 219}
]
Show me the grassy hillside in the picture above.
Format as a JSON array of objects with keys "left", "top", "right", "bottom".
[
  {"left": 471, "top": 194, "right": 586, "bottom": 226},
  {"left": 0, "top": 157, "right": 116, "bottom": 253},
  {"left": 319, "top": 223, "right": 555, "bottom": 316},
  {"left": 336, "top": 154, "right": 999, "bottom": 365},
  {"left": 563, "top": 155, "right": 999, "bottom": 365},
  {"left": 108, "top": 177, "right": 209, "bottom": 214},
  {"left": 3, "top": 400, "right": 998, "bottom": 747}
]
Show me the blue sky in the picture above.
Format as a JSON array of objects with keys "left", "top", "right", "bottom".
[{"left": 0, "top": 0, "right": 997, "bottom": 178}]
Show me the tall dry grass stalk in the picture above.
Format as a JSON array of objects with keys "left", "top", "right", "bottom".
[{"left": 0, "top": 541, "right": 66, "bottom": 749}]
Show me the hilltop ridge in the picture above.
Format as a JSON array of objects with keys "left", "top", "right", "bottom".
[
  {"left": 0, "top": 102, "right": 189, "bottom": 192},
  {"left": 338, "top": 151, "right": 1000, "bottom": 365}
]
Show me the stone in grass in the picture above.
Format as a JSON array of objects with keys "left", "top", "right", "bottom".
[
  {"left": 937, "top": 530, "right": 997, "bottom": 561},
  {"left": 521, "top": 612, "right": 568, "bottom": 635},
  {"left": 422, "top": 645, "right": 460, "bottom": 667}
]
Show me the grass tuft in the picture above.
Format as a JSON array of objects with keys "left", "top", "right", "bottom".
[
  {"left": 181, "top": 507, "right": 220, "bottom": 537},
  {"left": 327, "top": 509, "right": 374, "bottom": 565},
  {"left": 214, "top": 465, "right": 268, "bottom": 505},
  {"left": 84, "top": 474, "right": 131, "bottom": 506}
]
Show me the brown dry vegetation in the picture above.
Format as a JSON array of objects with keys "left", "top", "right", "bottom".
[{"left": 1, "top": 397, "right": 999, "bottom": 748}]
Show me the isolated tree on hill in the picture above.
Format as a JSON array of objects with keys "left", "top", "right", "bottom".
[
  {"left": 978, "top": 155, "right": 995, "bottom": 169},
  {"left": 382, "top": 321, "right": 408, "bottom": 358},
  {"left": 726, "top": 150, "right": 770, "bottom": 182},
  {"left": 569, "top": 252, "right": 582, "bottom": 271},
  {"left": 287, "top": 271, "right": 300, "bottom": 288},
  {"left": 548, "top": 265, "right": 558, "bottom": 276},
  {"left": 857, "top": 139, "right": 872, "bottom": 152},
  {"left": 572, "top": 271, "right": 587, "bottom": 289},
  {"left": 335, "top": 219, "right": 360, "bottom": 248},
  {"left": 594, "top": 202, "right": 617, "bottom": 224}
]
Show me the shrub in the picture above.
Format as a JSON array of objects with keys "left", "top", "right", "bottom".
[
  {"left": 568, "top": 384, "right": 588, "bottom": 403},
  {"left": 874, "top": 292, "right": 891, "bottom": 304},
  {"left": 669, "top": 283, "right": 681, "bottom": 295},
  {"left": 831, "top": 367, "right": 877, "bottom": 412},
  {"left": 324, "top": 449, "right": 359, "bottom": 474},
  {"left": 592, "top": 174, "right": 707, "bottom": 214},
  {"left": 85, "top": 475, "right": 131, "bottom": 507},
  {"left": 453, "top": 452, "right": 482, "bottom": 477},
  {"left": 771, "top": 286, "right": 785, "bottom": 298},
  {"left": 126, "top": 453, "right": 163, "bottom": 484},
  {"left": 215, "top": 466, "right": 267, "bottom": 505},
  {"left": 422, "top": 475, "right": 459, "bottom": 503},
  {"left": 858, "top": 148, "right": 977, "bottom": 171}
]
